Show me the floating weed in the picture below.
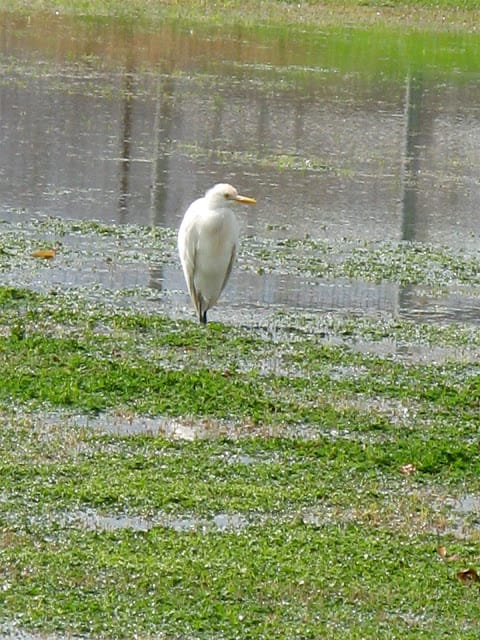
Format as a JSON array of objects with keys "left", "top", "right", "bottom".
[
  {"left": 341, "top": 242, "right": 480, "bottom": 287},
  {"left": 175, "top": 142, "right": 335, "bottom": 174},
  {"left": 1, "top": 217, "right": 479, "bottom": 300},
  {"left": 242, "top": 236, "right": 480, "bottom": 288}
]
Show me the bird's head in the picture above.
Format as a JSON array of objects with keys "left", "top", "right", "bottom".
[{"left": 205, "top": 183, "right": 256, "bottom": 207}]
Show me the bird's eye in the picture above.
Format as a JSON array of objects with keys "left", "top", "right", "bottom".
[{"left": 224, "top": 193, "right": 230, "bottom": 199}]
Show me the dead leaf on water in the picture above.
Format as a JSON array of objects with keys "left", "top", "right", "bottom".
[
  {"left": 31, "top": 249, "right": 56, "bottom": 259},
  {"left": 456, "top": 568, "right": 480, "bottom": 584}
]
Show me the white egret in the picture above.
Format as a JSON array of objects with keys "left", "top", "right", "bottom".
[{"left": 178, "top": 183, "right": 256, "bottom": 324}]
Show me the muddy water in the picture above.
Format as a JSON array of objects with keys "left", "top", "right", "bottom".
[{"left": 1, "top": 12, "right": 480, "bottom": 321}]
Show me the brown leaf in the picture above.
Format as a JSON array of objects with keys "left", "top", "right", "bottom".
[
  {"left": 32, "top": 249, "right": 56, "bottom": 259},
  {"left": 437, "top": 546, "right": 460, "bottom": 562},
  {"left": 400, "top": 463, "right": 416, "bottom": 475},
  {"left": 456, "top": 568, "right": 480, "bottom": 584}
]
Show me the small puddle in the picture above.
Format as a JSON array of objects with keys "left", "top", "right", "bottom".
[
  {"left": 0, "top": 628, "right": 75, "bottom": 640},
  {"left": 66, "top": 491, "right": 480, "bottom": 540},
  {"left": 454, "top": 493, "right": 480, "bottom": 512},
  {"left": 2, "top": 242, "right": 480, "bottom": 326},
  {"left": 448, "top": 493, "right": 480, "bottom": 516},
  {"left": 352, "top": 339, "right": 479, "bottom": 364},
  {"left": 62, "top": 410, "right": 411, "bottom": 443},
  {"left": 435, "top": 492, "right": 480, "bottom": 538},
  {"left": 221, "top": 453, "right": 262, "bottom": 465},
  {"left": 73, "top": 413, "right": 241, "bottom": 440},
  {"left": 69, "top": 508, "right": 253, "bottom": 533}
]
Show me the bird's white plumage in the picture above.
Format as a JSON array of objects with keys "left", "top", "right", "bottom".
[{"left": 178, "top": 183, "right": 256, "bottom": 323}]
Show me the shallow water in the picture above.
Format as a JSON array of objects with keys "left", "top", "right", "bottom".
[
  {"left": 1, "top": 12, "right": 480, "bottom": 322},
  {"left": 70, "top": 507, "right": 253, "bottom": 533}
]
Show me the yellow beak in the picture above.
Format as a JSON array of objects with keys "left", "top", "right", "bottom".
[{"left": 235, "top": 194, "right": 256, "bottom": 205}]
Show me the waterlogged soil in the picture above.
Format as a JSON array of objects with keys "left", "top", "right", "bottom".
[
  {"left": 1, "top": 215, "right": 480, "bottom": 325},
  {"left": 0, "top": 259, "right": 479, "bottom": 638},
  {"left": 1, "top": 8, "right": 480, "bottom": 640}
]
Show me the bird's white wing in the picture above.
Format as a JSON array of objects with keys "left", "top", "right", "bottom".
[
  {"left": 178, "top": 205, "right": 202, "bottom": 315},
  {"left": 219, "top": 244, "right": 237, "bottom": 297}
]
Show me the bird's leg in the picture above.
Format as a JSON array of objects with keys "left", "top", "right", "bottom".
[{"left": 199, "top": 310, "right": 207, "bottom": 324}]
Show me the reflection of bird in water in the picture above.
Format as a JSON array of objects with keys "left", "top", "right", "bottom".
[{"left": 178, "top": 183, "right": 256, "bottom": 324}]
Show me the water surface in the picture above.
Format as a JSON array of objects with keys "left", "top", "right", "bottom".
[{"left": 1, "top": 12, "right": 479, "bottom": 321}]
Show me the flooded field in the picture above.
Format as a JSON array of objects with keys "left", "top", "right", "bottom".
[
  {"left": 1, "top": 11, "right": 480, "bottom": 322},
  {"left": 1, "top": 8, "right": 480, "bottom": 640}
]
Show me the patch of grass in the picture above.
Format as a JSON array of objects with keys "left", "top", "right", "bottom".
[
  {"left": 176, "top": 143, "right": 333, "bottom": 174},
  {"left": 3, "top": 0, "right": 480, "bottom": 31},
  {"left": 1, "top": 297, "right": 478, "bottom": 428},
  {"left": 2, "top": 433, "right": 480, "bottom": 520},
  {"left": 0, "top": 270, "right": 479, "bottom": 638},
  {"left": 2, "top": 519, "right": 480, "bottom": 638},
  {"left": 243, "top": 236, "right": 480, "bottom": 288}
]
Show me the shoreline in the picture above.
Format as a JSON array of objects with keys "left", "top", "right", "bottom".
[{"left": 2, "top": 0, "right": 480, "bottom": 32}]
